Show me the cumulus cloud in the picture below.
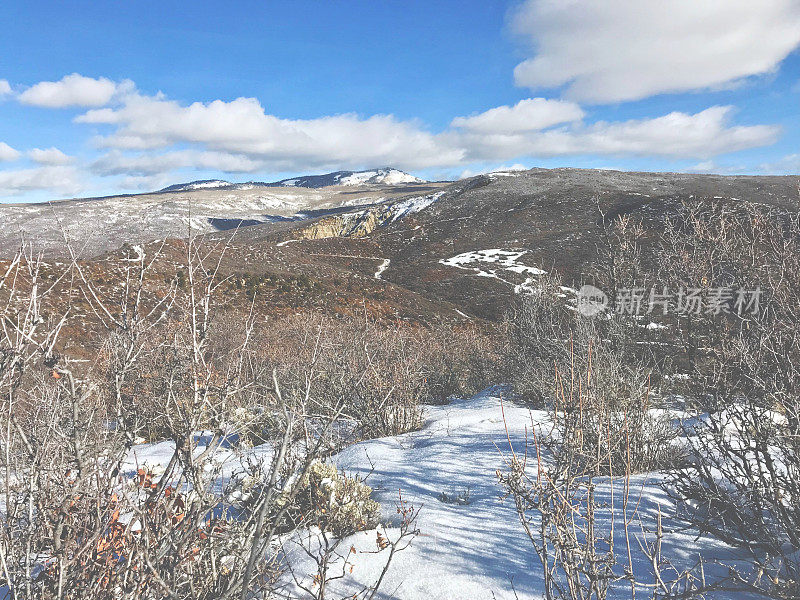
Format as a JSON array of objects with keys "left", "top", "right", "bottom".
[
  {"left": 0, "top": 142, "right": 20, "bottom": 162},
  {"left": 74, "top": 90, "right": 778, "bottom": 181},
  {"left": 0, "top": 166, "right": 84, "bottom": 197},
  {"left": 77, "top": 94, "right": 465, "bottom": 169},
  {"left": 18, "top": 73, "right": 131, "bottom": 108},
  {"left": 457, "top": 106, "right": 779, "bottom": 161},
  {"left": 759, "top": 153, "right": 800, "bottom": 174},
  {"left": 451, "top": 98, "right": 584, "bottom": 133},
  {"left": 117, "top": 173, "right": 180, "bottom": 192},
  {"left": 511, "top": 0, "right": 800, "bottom": 103},
  {"left": 0, "top": 80, "right": 11, "bottom": 96},
  {"left": 90, "top": 149, "right": 264, "bottom": 177},
  {"left": 28, "top": 147, "right": 73, "bottom": 165}
]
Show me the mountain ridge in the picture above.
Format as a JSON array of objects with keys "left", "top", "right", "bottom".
[{"left": 158, "top": 167, "right": 426, "bottom": 193}]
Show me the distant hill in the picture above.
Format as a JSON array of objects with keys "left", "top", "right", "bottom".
[
  {"left": 158, "top": 168, "right": 426, "bottom": 193},
  {"left": 158, "top": 179, "right": 235, "bottom": 192},
  {"left": 4, "top": 167, "right": 799, "bottom": 323},
  {"left": 272, "top": 168, "right": 425, "bottom": 188}
]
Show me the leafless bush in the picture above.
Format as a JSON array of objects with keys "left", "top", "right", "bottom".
[
  {"left": 670, "top": 400, "right": 799, "bottom": 599},
  {"left": 255, "top": 312, "right": 499, "bottom": 439},
  {"left": 506, "top": 276, "right": 676, "bottom": 474},
  {"left": 497, "top": 349, "right": 699, "bottom": 600},
  {"left": 657, "top": 202, "right": 800, "bottom": 598},
  {"left": 0, "top": 240, "right": 414, "bottom": 599},
  {"left": 415, "top": 321, "right": 501, "bottom": 405},
  {"left": 658, "top": 201, "right": 800, "bottom": 410}
]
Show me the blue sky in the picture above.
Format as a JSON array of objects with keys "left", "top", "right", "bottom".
[{"left": 1, "top": 0, "right": 800, "bottom": 202}]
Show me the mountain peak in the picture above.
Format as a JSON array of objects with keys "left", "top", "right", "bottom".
[
  {"left": 158, "top": 179, "right": 232, "bottom": 193},
  {"left": 274, "top": 167, "right": 425, "bottom": 188},
  {"left": 157, "top": 168, "right": 426, "bottom": 194}
]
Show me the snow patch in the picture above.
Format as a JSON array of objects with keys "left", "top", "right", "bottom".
[
  {"left": 338, "top": 168, "right": 424, "bottom": 186},
  {"left": 440, "top": 248, "right": 546, "bottom": 293},
  {"left": 374, "top": 258, "right": 390, "bottom": 279},
  {"left": 389, "top": 191, "right": 445, "bottom": 222}
]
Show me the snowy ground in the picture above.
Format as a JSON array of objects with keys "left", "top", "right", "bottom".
[
  {"left": 120, "top": 389, "right": 748, "bottom": 599},
  {"left": 279, "top": 389, "right": 744, "bottom": 599}
]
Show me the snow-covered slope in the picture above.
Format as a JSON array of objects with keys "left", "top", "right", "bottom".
[
  {"left": 121, "top": 387, "right": 747, "bottom": 599},
  {"left": 274, "top": 168, "right": 425, "bottom": 188},
  {"left": 158, "top": 169, "right": 425, "bottom": 194},
  {"left": 158, "top": 179, "right": 233, "bottom": 192},
  {"left": 288, "top": 391, "right": 741, "bottom": 598},
  {"left": 337, "top": 168, "right": 425, "bottom": 186}
]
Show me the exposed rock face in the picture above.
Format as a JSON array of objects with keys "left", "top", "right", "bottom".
[
  {"left": 296, "top": 206, "right": 390, "bottom": 240},
  {"left": 293, "top": 190, "right": 445, "bottom": 241}
]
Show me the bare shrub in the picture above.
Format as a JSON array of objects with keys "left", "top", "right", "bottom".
[
  {"left": 657, "top": 202, "right": 800, "bottom": 598},
  {"left": 658, "top": 201, "right": 800, "bottom": 409},
  {"left": 256, "top": 312, "right": 499, "bottom": 439},
  {"left": 497, "top": 349, "right": 697, "bottom": 600},
  {"left": 506, "top": 275, "right": 676, "bottom": 474},
  {"left": 0, "top": 241, "right": 414, "bottom": 599},
  {"left": 416, "top": 321, "right": 502, "bottom": 405}
]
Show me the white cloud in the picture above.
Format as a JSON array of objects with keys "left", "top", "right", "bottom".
[
  {"left": 0, "top": 142, "right": 20, "bottom": 162},
  {"left": 0, "top": 80, "right": 11, "bottom": 96},
  {"left": 75, "top": 90, "right": 777, "bottom": 181},
  {"left": 511, "top": 0, "right": 800, "bottom": 103},
  {"left": 451, "top": 98, "right": 583, "bottom": 133},
  {"left": 0, "top": 166, "right": 84, "bottom": 197},
  {"left": 28, "top": 147, "right": 73, "bottom": 165},
  {"left": 90, "top": 149, "right": 264, "bottom": 177},
  {"left": 573, "top": 107, "right": 778, "bottom": 158},
  {"left": 685, "top": 161, "right": 718, "bottom": 174},
  {"left": 759, "top": 153, "right": 800, "bottom": 174},
  {"left": 117, "top": 173, "right": 179, "bottom": 192},
  {"left": 682, "top": 161, "right": 748, "bottom": 175},
  {"left": 458, "top": 106, "right": 779, "bottom": 161},
  {"left": 77, "top": 94, "right": 465, "bottom": 170},
  {"left": 18, "top": 73, "right": 130, "bottom": 108}
]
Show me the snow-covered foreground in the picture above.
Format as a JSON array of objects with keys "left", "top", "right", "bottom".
[
  {"left": 122, "top": 389, "right": 748, "bottom": 599},
  {"left": 279, "top": 389, "right": 744, "bottom": 599}
]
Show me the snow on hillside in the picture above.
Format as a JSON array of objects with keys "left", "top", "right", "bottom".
[
  {"left": 159, "top": 169, "right": 426, "bottom": 193},
  {"left": 338, "top": 168, "right": 424, "bottom": 186},
  {"left": 440, "top": 248, "right": 546, "bottom": 292},
  {"left": 388, "top": 190, "right": 445, "bottom": 222},
  {"left": 274, "top": 168, "right": 426, "bottom": 188},
  {"left": 159, "top": 179, "right": 232, "bottom": 192}
]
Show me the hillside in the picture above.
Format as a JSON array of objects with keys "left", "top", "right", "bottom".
[
  {"left": 158, "top": 168, "right": 425, "bottom": 193},
  {"left": 0, "top": 178, "right": 444, "bottom": 256},
  {"left": 2, "top": 167, "right": 798, "bottom": 327},
  {"left": 228, "top": 168, "right": 800, "bottom": 319}
]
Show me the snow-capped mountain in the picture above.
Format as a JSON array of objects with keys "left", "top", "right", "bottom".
[
  {"left": 274, "top": 168, "right": 425, "bottom": 188},
  {"left": 158, "top": 169, "right": 425, "bottom": 193},
  {"left": 158, "top": 179, "right": 233, "bottom": 192},
  {"left": 336, "top": 168, "right": 425, "bottom": 186}
]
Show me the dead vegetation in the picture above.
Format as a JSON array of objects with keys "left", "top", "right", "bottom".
[
  {"left": 0, "top": 238, "right": 433, "bottom": 599},
  {"left": 500, "top": 199, "right": 800, "bottom": 599}
]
